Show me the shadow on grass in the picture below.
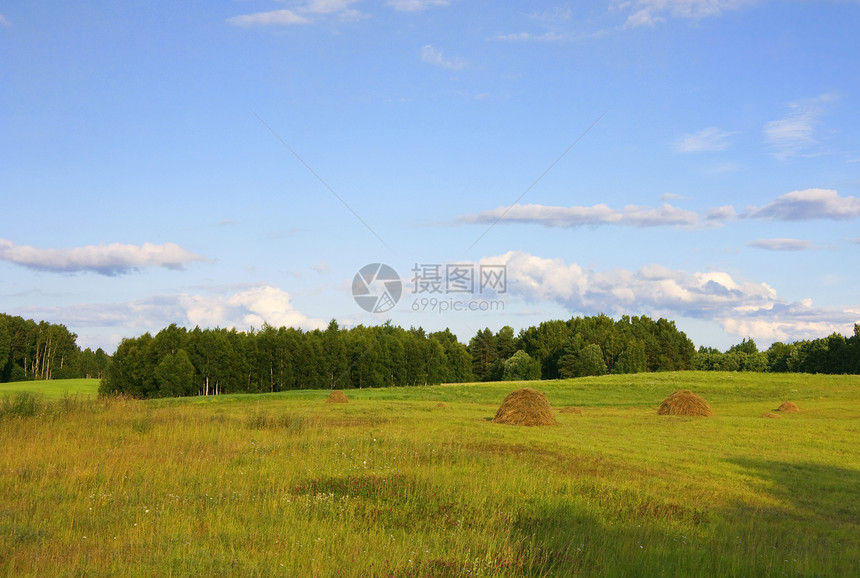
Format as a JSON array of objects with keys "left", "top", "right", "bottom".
[{"left": 729, "top": 458, "right": 860, "bottom": 530}]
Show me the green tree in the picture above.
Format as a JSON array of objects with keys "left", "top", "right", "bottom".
[
  {"left": 0, "top": 316, "right": 11, "bottom": 381},
  {"left": 154, "top": 349, "right": 195, "bottom": 398},
  {"left": 615, "top": 339, "right": 647, "bottom": 374},
  {"left": 501, "top": 350, "right": 541, "bottom": 381}
]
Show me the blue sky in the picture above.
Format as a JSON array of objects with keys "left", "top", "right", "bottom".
[{"left": 2, "top": 0, "right": 859, "bottom": 352}]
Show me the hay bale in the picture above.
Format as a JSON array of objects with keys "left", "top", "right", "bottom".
[
  {"left": 326, "top": 390, "right": 349, "bottom": 404},
  {"left": 776, "top": 401, "right": 799, "bottom": 413},
  {"left": 761, "top": 412, "right": 781, "bottom": 419},
  {"left": 492, "top": 388, "right": 556, "bottom": 426},
  {"left": 657, "top": 389, "right": 712, "bottom": 417},
  {"left": 558, "top": 406, "right": 583, "bottom": 415}
]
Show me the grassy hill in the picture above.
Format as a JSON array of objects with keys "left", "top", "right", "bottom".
[{"left": 1, "top": 372, "right": 858, "bottom": 576}]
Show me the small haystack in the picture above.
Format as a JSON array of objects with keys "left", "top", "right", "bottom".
[
  {"left": 657, "top": 389, "right": 712, "bottom": 417},
  {"left": 776, "top": 401, "right": 799, "bottom": 413},
  {"left": 761, "top": 412, "right": 781, "bottom": 419},
  {"left": 326, "top": 390, "right": 349, "bottom": 404},
  {"left": 559, "top": 406, "right": 583, "bottom": 415},
  {"left": 436, "top": 402, "right": 448, "bottom": 408},
  {"left": 492, "top": 388, "right": 557, "bottom": 426}
]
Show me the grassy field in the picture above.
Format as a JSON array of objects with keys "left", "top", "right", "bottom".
[
  {"left": 0, "top": 378, "right": 99, "bottom": 398},
  {"left": 1, "top": 372, "right": 858, "bottom": 576}
]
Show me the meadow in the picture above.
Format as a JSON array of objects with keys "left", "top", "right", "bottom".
[
  {"left": 0, "top": 378, "right": 98, "bottom": 399},
  {"left": 1, "top": 372, "right": 858, "bottom": 576}
]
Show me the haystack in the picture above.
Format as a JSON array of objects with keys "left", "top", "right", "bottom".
[
  {"left": 776, "top": 401, "right": 799, "bottom": 413},
  {"left": 492, "top": 388, "right": 556, "bottom": 426},
  {"left": 657, "top": 389, "right": 712, "bottom": 417},
  {"left": 326, "top": 390, "right": 349, "bottom": 404},
  {"left": 559, "top": 406, "right": 583, "bottom": 415},
  {"left": 436, "top": 402, "right": 448, "bottom": 408}
]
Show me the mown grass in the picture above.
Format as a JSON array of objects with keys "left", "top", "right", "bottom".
[
  {"left": 1, "top": 372, "right": 858, "bottom": 576},
  {"left": 0, "top": 378, "right": 99, "bottom": 399}
]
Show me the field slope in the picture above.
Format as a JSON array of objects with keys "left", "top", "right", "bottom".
[{"left": 1, "top": 372, "right": 858, "bottom": 576}]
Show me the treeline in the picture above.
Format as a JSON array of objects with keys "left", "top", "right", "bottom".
[
  {"left": 467, "top": 314, "right": 696, "bottom": 381},
  {"left": 6, "top": 310, "right": 860, "bottom": 398},
  {"left": 0, "top": 314, "right": 110, "bottom": 382},
  {"left": 98, "top": 321, "right": 473, "bottom": 398},
  {"left": 692, "top": 327, "right": 860, "bottom": 374}
]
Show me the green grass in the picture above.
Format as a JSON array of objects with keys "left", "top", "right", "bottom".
[
  {"left": 1, "top": 372, "right": 858, "bottom": 576},
  {"left": 0, "top": 378, "right": 99, "bottom": 398}
]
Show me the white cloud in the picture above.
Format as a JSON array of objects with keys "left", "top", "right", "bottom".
[
  {"left": 227, "top": 9, "right": 310, "bottom": 27},
  {"left": 21, "top": 285, "right": 326, "bottom": 337},
  {"left": 481, "top": 250, "right": 859, "bottom": 344},
  {"left": 705, "top": 205, "right": 736, "bottom": 221},
  {"left": 180, "top": 285, "right": 326, "bottom": 331},
  {"left": 496, "top": 31, "right": 566, "bottom": 42},
  {"left": 674, "top": 127, "right": 734, "bottom": 153},
  {"left": 618, "top": 0, "right": 756, "bottom": 28},
  {"left": 460, "top": 188, "right": 860, "bottom": 231},
  {"left": 420, "top": 44, "right": 466, "bottom": 70},
  {"left": 312, "top": 261, "right": 330, "bottom": 275},
  {"left": 747, "top": 238, "right": 819, "bottom": 251},
  {"left": 387, "top": 0, "right": 450, "bottom": 12},
  {"left": 0, "top": 239, "right": 209, "bottom": 276},
  {"left": 228, "top": 1, "right": 364, "bottom": 27},
  {"left": 747, "top": 189, "right": 860, "bottom": 221},
  {"left": 459, "top": 202, "right": 702, "bottom": 228},
  {"left": 0, "top": 15, "right": 11, "bottom": 27},
  {"left": 764, "top": 94, "right": 835, "bottom": 159}
]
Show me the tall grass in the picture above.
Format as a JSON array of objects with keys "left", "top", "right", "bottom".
[{"left": 1, "top": 372, "right": 858, "bottom": 576}]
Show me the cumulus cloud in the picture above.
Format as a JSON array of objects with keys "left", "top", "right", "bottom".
[
  {"left": 180, "top": 285, "right": 326, "bottom": 330},
  {"left": 0, "top": 239, "right": 209, "bottom": 276},
  {"left": 459, "top": 202, "right": 702, "bottom": 228},
  {"left": 387, "top": 0, "right": 450, "bottom": 12},
  {"left": 747, "top": 238, "right": 819, "bottom": 251},
  {"left": 618, "top": 0, "right": 756, "bottom": 28},
  {"left": 420, "top": 44, "right": 466, "bottom": 70},
  {"left": 21, "top": 285, "right": 326, "bottom": 336},
  {"left": 227, "top": 9, "right": 309, "bottom": 26},
  {"left": 481, "top": 250, "right": 858, "bottom": 344},
  {"left": 746, "top": 189, "right": 860, "bottom": 221},
  {"left": 674, "top": 127, "right": 734, "bottom": 153}
]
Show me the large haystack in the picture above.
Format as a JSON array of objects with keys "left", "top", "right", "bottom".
[
  {"left": 492, "top": 388, "right": 557, "bottom": 426},
  {"left": 326, "top": 390, "right": 349, "bottom": 404},
  {"left": 657, "top": 389, "right": 712, "bottom": 417},
  {"left": 776, "top": 401, "right": 799, "bottom": 413}
]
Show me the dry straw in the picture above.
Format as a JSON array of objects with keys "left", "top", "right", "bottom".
[
  {"left": 492, "top": 388, "right": 557, "bottom": 426},
  {"left": 776, "top": 401, "right": 799, "bottom": 412},
  {"left": 761, "top": 413, "right": 781, "bottom": 419},
  {"left": 657, "top": 389, "right": 713, "bottom": 417},
  {"left": 326, "top": 390, "right": 349, "bottom": 404}
]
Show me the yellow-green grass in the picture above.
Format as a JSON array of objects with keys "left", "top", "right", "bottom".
[
  {"left": 1, "top": 372, "right": 858, "bottom": 576},
  {"left": 0, "top": 378, "right": 99, "bottom": 398}
]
